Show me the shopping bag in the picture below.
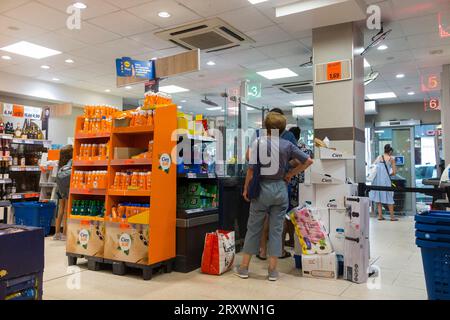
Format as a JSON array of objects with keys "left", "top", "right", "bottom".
[
  {"left": 201, "top": 230, "right": 235, "bottom": 275},
  {"left": 290, "top": 206, "right": 333, "bottom": 255}
]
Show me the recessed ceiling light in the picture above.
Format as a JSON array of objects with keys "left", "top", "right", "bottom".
[
  {"left": 206, "top": 61, "right": 216, "bottom": 66},
  {"left": 151, "top": 57, "right": 158, "bottom": 60},
  {"left": 178, "top": 106, "right": 183, "bottom": 109},
  {"left": 366, "top": 92, "right": 397, "bottom": 99},
  {"left": 248, "top": 0, "right": 268, "bottom": 4},
  {"left": 377, "top": 45, "right": 388, "bottom": 51},
  {"left": 158, "top": 11, "right": 171, "bottom": 18},
  {"left": 73, "top": 2, "right": 87, "bottom": 9},
  {"left": 396, "top": 74, "right": 405, "bottom": 79},
  {"left": 408, "top": 91, "right": 415, "bottom": 96},
  {"left": 181, "top": 100, "right": 187, "bottom": 103},
  {"left": 0, "top": 41, "right": 61, "bottom": 59},
  {"left": 206, "top": 107, "right": 222, "bottom": 111},
  {"left": 159, "top": 85, "right": 189, "bottom": 94},
  {"left": 257, "top": 68, "right": 298, "bottom": 80},
  {"left": 41, "top": 65, "right": 50, "bottom": 69},
  {"left": 52, "top": 78, "right": 60, "bottom": 81},
  {"left": 1, "top": 55, "right": 12, "bottom": 60},
  {"left": 105, "top": 89, "right": 111, "bottom": 93},
  {"left": 125, "top": 86, "right": 132, "bottom": 90},
  {"left": 290, "top": 99, "right": 314, "bottom": 106},
  {"left": 65, "top": 59, "right": 74, "bottom": 64},
  {"left": 364, "top": 59, "right": 371, "bottom": 68}
]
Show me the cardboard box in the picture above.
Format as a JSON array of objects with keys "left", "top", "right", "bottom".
[
  {"left": 344, "top": 237, "right": 370, "bottom": 284},
  {"left": 104, "top": 222, "right": 149, "bottom": 265},
  {"left": 299, "top": 184, "right": 316, "bottom": 206},
  {"left": 66, "top": 219, "right": 105, "bottom": 257},
  {"left": 329, "top": 209, "right": 349, "bottom": 256},
  {"left": 344, "top": 196, "right": 370, "bottom": 239},
  {"left": 315, "top": 184, "right": 356, "bottom": 209},
  {"left": 114, "top": 147, "right": 146, "bottom": 160},
  {"left": 305, "top": 159, "right": 347, "bottom": 185},
  {"left": 302, "top": 252, "right": 338, "bottom": 280},
  {"left": 319, "top": 147, "right": 356, "bottom": 160}
]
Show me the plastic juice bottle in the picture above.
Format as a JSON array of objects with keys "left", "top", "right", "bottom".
[
  {"left": 82, "top": 144, "right": 89, "bottom": 160},
  {"left": 92, "top": 171, "right": 99, "bottom": 189},
  {"left": 120, "top": 172, "right": 126, "bottom": 190},
  {"left": 113, "top": 172, "right": 120, "bottom": 190},
  {"left": 79, "top": 144, "right": 84, "bottom": 160},
  {"left": 131, "top": 172, "right": 138, "bottom": 189},
  {"left": 146, "top": 172, "right": 152, "bottom": 190},
  {"left": 86, "top": 172, "right": 92, "bottom": 189},
  {"left": 147, "top": 110, "right": 154, "bottom": 127},
  {"left": 101, "top": 117, "right": 106, "bottom": 132},
  {"left": 138, "top": 172, "right": 146, "bottom": 190}
]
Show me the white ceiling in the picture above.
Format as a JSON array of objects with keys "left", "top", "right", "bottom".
[{"left": 0, "top": 0, "right": 449, "bottom": 115}]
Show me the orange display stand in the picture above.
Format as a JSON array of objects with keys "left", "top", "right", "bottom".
[{"left": 66, "top": 105, "right": 177, "bottom": 277}]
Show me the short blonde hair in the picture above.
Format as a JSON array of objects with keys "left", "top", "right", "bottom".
[{"left": 265, "top": 112, "right": 287, "bottom": 134}]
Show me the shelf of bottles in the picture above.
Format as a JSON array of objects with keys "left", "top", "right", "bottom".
[{"left": 0, "top": 119, "right": 50, "bottom": 201}]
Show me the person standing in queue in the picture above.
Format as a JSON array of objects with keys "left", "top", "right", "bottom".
[{"left": 236, "top": 112, "right": 313, "bottom": 281}]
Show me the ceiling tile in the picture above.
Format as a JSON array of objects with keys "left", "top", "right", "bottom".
[
  {"left": 56, "top": 22, "right": 121, "bottom": 45},
  {"left": 104, "top": 0, "right": 153, "bottom": 9},
  {"left": 218, "top": 48, "right": 269, "bottom": 66},
  {"left": 0, "top": 14, "right": 48, "bottom": 39},
  {"left": 246, "top": 25, "right": 293, "bottom": 47},
  {"left": 127, "top": 0, "right": 202, "bottom": 29},
  {"left": 0, "top": 0, "right": 30, "bottom": 13},
  {"left": 407, "top": 32, "right": 450, "bottom": 50},
  {"left": 219, "top": 6, "right": 274, "bottom": 32},
  {"left": 4, "top": 2, "right": 68, "bottom": 31},
  {"left": 32, "top": 32, "right": 88, "bottom": 52},
  {"left": 257, "top": 40, "right": 309, "bottom": 59},
  {"left": 37, "top": 0, "right": 120, "bottom": 20},
  {"left": 399, "top": 14, "right": 440, "bottom": 36},
  {"left": 176, "top": 0, "right": 250, "bottom": 17},
  {"left": 89, "top": 11, "right": 157, "bottom": 36},
  {"left": 129, "top": 30, "right": 174, "bottom": 50}
]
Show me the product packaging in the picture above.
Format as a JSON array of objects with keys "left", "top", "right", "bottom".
[
  {"left": 302, "top": 252, "right": 338, "bottom": 280},
  {"left": 66, "top": 219, "right": 105, "bottom": 257},
  {"left": 315, "top": 184, "right": 357, "bottom": 209},
  {"left": 304, "top": 159, "right": 347, "bottom": 185}
]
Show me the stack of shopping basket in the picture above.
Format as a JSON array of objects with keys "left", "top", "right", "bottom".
[{"left": 415, "top": 211, "right": 450, "bottom": 300}]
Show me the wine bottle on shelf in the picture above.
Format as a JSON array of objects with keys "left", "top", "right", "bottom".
[
  {"left": 0, "top": 119, "right": 4, "bottom": 134},
  {"left": 14, "top": 123, "right": 22, "bottom": 138},
  {"left": 11, "top": 179, "right": 16, "bottom": 194}
]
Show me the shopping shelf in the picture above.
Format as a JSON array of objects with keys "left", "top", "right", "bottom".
[
  {"left": 112, "top": 126, "right": 154, "bottom": 134},
  {"left": 75, "top": 132, "right": 111, "bottom": 140},
  {"left": 68, "top": 215, "right": 104, "bottom": 222},
  {"left": 110, "top": 159, "right": 152, "bottom": 166},
  {"left": 108, "top": 189, "right": 151, "bottom": 197},
  {"left": 73, "top": 160, "right": 109, "bottom": 167},
  {"left": 70, "top": 188, "right": 107, "bottom": 196},
  {"left": 177, "top": 173, "right": 217, "bottom": 179},
  {"left": 10, "top": 166, "right": 41, "bottom": 172}
]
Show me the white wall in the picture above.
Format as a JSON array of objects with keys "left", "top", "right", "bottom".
[{"left": 49, "top": 107, "right": 84, "bottom": 146}]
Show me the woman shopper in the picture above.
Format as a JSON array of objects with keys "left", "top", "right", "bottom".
[
  {"left": 53, "top": 145, "right": 73, "bottom": 241},
  {"left": 369, "top": 144, "right": 398, "bottom": 221},
  {"left": 236, "top": 112, "right": 313, "bottom": 281}
]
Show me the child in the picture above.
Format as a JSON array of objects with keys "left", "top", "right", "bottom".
[{"left": 236, "top": 112, "right": 313, "bottom": 281}]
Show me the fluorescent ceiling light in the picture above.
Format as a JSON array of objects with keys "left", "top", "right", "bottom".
[
  {"left": 41, "top": 65, "right": 50, "bottom": 69},
  {"left": 206, "top": 107, "right": 222, "bottom": 111},
  {"left": 159, "top": 85, "right": 189, "bottom": 94},
  {"left": 52, "top": 78, "right": 60, "bottom": 81},
  {"left": 290, "top": 99, "right": 313, "bottom": 106},
  {"left": 377, "top": 45, "right": 388, "bottom": 51},
  {"left": 105, "top": 89, "right": 111, "bottom": 93},
  {"left": 248, "top": 0, "right": 269, "bottom": 4},
  {"left": 65, "top": 59, "right": 74, "bottom": 64},
  {"left": 366, "top": 92, "right": 397, "bottom": 99},
  {"left": 396, "top": 73, "right": 405, "bottom": 79},
  {"left": 181, "top": 100, "right": 187, "bottom": 103},
  {"left": 1, "top": 41, "right": 61, "bottom": 59},
  {"left": 1, "top": 55, "right": 12, "bottom": 60},
  {"left": 178, "top": 106, "right": 183, "bottom": 109},
  {"left": 364, "top": 59, "right": 370, "bottom": 68},
  {"left": 125, "top": 86, "right": 132, "bottom": 90},
  {"left": 276, "top": 0, "right": 345, "bottom": 17},
  {"left": 73, "top": 2, "right": 87, "bottom": 9},
  {"left": 408, "top": 91, "right": 415, "bottom": 96},
  {"left": 158, "top": 11, "right": 171, "bottom": 18},
  {"left": 257, "top": 68, "right": 298, "bottom": 80},
  {"left": 206, "top": 61, "right": 216, "bottom": 66},
  {"left": 292, "top": 107, "right": 313, "bottom": 118}
]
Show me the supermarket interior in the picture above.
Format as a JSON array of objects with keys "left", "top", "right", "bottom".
[{"left": 1, "top": 0, "right": 450, "bottom": 303}]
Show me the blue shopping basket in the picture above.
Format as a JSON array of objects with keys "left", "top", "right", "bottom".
[{"left": 13, "top": 202, "right": 56, "bottom": 236}]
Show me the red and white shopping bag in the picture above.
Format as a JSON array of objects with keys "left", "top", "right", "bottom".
[{"left": 201, "top": 230, "right": 235, "bottom": 275}]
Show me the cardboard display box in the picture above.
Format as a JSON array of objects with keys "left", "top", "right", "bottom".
[
  {"left": 299, "top": 184, "right": 316, "bottom": 207},
  {"left": 66, "top": 219, "right": 105, "bottom": 258},
  {"left": 104, "top": 222, "right": 149, "bottom": 265},
  {"left": 329, "top": 209, "right": 349, "bottom": 256},
  {"left": 114, "top": 147, "right": 146, "bottom": 160},
  {"left": 344, "top": 196, "right": 370, "bottom": 239},
  {"left": 304, "top": 159, "right": 347, "bottom": 185},
  {"left": 319, "top": 147, "right": 355, "bottom": 160},
  {"left": 315, "top": 184, "right": 356, "bottom": 209},
  {"left": 344, "top": 237, "right": 370, "bottom": 284},
  {"left": 302, "top": 252, "right": 338, "bottom": 280}
]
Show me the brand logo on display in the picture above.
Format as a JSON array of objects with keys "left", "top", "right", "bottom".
[
  {"left": 322, "top": 178, "right": 333, "bottom": 183},
  {"left": 159, "top": 153, "right": 172, "bottom": 174},
  {"left": 3, "top": 104, "right": 42, "bottom": 120},
  {"left": 66, "top": 5, "right": 82, "bottom": 30},
  {"left": 119, "top": 233, "right": 132, "bottom": 253},
  {"left": 78, "top": 229, "right": 89, "bottom": 247},
  {"left": 366, "top": 5, "right": 381, "bottom": 30},
  {"left": 331, "top": 153, "right": 343, "bottom": 158}
]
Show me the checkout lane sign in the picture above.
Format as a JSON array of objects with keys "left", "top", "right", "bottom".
[{"left": 3, "top": 104, "right": 42, "bottom": 120}]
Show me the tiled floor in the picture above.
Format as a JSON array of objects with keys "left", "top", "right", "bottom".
[{"left": 43, "top": 217, "right": 427, "bottom": 300}]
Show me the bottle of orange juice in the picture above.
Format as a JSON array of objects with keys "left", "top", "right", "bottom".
[
  {"left": 131, "top": 172, "right": 139, "bottom": 189},
  {"left": 146, "top": 172, "right": 152, "bottom": 190},
  {"left": 147, "top": 110, "right": 154, "bottom": 127},
  {"left": 138, "top": 172, "right": 146, "bottom": 190}
]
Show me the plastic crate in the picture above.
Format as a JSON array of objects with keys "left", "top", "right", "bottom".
[
  {"left": 13, "top": 202, "right": 56, "bottom": 236},
  {"left": 415, "top": 211, "right": 450, "bottom": 226},
  {"left": 416, "top": 222, "right": 450, "bottom": 235},
  {"left": 416, "top": 230, "right": 450, "bottom": 243},
  {"left": 416, "top": 239, "right": 450, "bottom": 300}
]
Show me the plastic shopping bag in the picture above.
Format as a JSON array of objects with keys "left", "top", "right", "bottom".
[
  {"left": 290, "top": 206, "right": 333, "bottom": 255},
  {"left": 201, "top": 230, "right": 235, "bottom": 275}
]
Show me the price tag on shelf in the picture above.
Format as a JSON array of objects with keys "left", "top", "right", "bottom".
[
  {"left": 187, "top": 173, "right": 196, "bottom": 179},
  {"left": 327, "top": 61, "right": 342, "bottom": 81},
  {"left": 186, "top": 208, "right": 203, "bottom": 214},
  {"left": 208, "top": 173, "right": 216, "bottom": 179},
  {"left": 125, "top": 159, "right": 135, "bottom": 165}
]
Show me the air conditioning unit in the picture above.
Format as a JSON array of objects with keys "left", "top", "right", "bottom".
[
  {"left": 155, "top": 18, "right": 254, "bottom": 53},
  {"left": 273, "top": 80, "right": 313, "bottom": 94}
]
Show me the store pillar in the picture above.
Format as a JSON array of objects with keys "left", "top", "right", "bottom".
[
  {"left": 441, "top": 65, "right": 450, "bottom": 165},
  {"left": 312, "top": 22, "right": 365, "bottom": 182}
]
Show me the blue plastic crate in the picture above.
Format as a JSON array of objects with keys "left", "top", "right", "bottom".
[
  {"left": 13, "top": 202, "right": 56, "bottom": 236},
  {"left": 415, "top": 211, "right": 450, "bottom": 226},
  {"left": 416, "top": 239, "right": 450, "bottom": 300},
  {"left": 416, "top": 222, "right": 450, "bottom": 235},
  {"left": 416, "top": 230, "right": 450, "bottom": 243}
]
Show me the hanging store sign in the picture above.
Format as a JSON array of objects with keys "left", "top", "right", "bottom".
[
  {"left": 315, "top": 60, "right": 352, "bottom": 84},
  {"left": 116, "top": 57, "right": 155, "bottom": 88},
  {"left": 3, "top": 104, "right": 42, "bottom": 120},
  {"left": 247, "top": 82, "right": 262, "bottom": 99},
  {"left": 424, "top": 98, "right": 440, "bottom": 111}
]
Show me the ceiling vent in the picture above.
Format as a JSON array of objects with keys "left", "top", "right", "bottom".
[
  {"left": 155, "top": 18, "right": 254, "bottom": 53},
  {"left": 273, "top": 80, "right": 313, "bottom": 94}
]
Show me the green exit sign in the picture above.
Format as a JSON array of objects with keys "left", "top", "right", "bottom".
[{"left": 247, "top": 82, "right": 262, "bottom": 99}]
